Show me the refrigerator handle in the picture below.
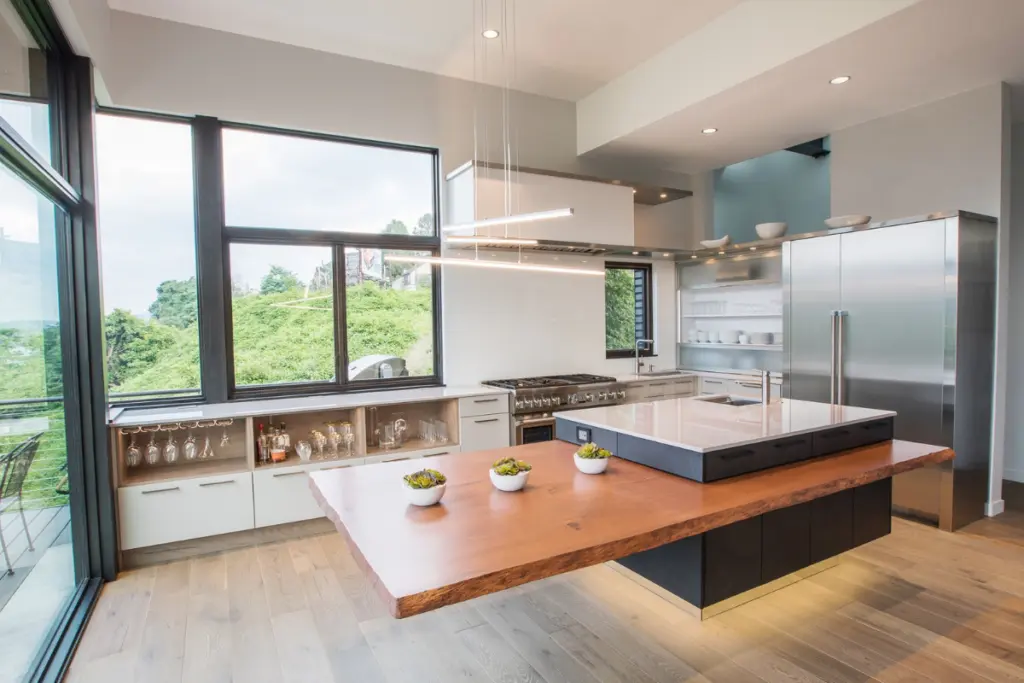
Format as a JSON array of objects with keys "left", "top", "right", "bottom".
[
  {"left": 829, "top": 310, "right": 838, "bottom": 405},
  {"left": 836, "top": 310, "right": 847, "bottom": 406}
]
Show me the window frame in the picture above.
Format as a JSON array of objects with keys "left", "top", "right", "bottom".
[
  {"left": 605, "top": 261, "right": 654, "bottom": 360},
  {"left": 217, "top": 122, "right": 444, "bottom": 399}
]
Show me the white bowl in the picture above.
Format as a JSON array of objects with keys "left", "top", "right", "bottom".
[
  {"left": 749, "top": 331, "right": 773, "bottom": 345},
  {"left": 755, "top": 222, "right": 788, "bottom": 239},
  {"left": 825, "top": 215, "right": 871, "bottom": 229},
  {"left": 700, "top": 236, "right": 731, "bottom": 249},
  {"left": 721, "top": 329, "right": 741, "bottom": 344},
  {"left": 574, "top": 454, "right": 609, "bottom": 475},
  {"left": 490, "top": 469, "right": 529, "bottom": 492},
  {"left": 404, "top": 482, "right": 445, "bottom": 507}
]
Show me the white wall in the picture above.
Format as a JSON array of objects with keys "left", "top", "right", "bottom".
[
  {"left": 634, "top": 199, "right": 700, "bottom": 249},
  {"left": 830, "top": 83, "right": 1011, "bottom": 511},
  {"left": 1006, "top": 121, "right": 1024, "bottom": 483}
]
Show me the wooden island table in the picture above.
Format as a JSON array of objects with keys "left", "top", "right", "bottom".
[{"left": 310, "top": 439, "right": 952, "bottom": 619}]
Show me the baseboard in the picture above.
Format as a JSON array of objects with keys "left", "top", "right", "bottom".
[{"left": 985, "top": 499, "right": 1005, "bottom": 517}]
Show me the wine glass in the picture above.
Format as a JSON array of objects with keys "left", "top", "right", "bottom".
[
  {"left": 296, "top": 440, "right": 312, "bottom": 462},
  {"left": 339, "top": 422, "right": 355, "bottom": 456},
  {"left": 200, "top": 435, "right": 215, "bottom": 460},
  {"left": 145, "top": 431, "right": 161, "bottom": 465},
  {"left": 183, "top": 429, "right": 198, "bottom": 461},
  {"left": 163, "top": 434, "right": 179, "bottom": 464},
  {"left": 125, "top": 433, "right": 142, "bottom": 468},
  {"left": 327, "top": 424, "right": 341, "bottom": 459},
  {"left": 220, "top": 423, "right": 231, "bottom": 448},
  {"left": 312, "top": 431, "right": 327, "bottom": 460}
]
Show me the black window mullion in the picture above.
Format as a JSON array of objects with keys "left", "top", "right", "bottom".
[
  {"left": 193, "top": 116, "right": 230, "bottom": 403},
  {"left": 333, "top": 244, "right": 349, "bottom": 388}
]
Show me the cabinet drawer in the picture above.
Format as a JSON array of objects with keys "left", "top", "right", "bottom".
[
  {"left": 460, "top": 413, "right": 510, "bottom": 453},
  {"left": 731, "top": 379, "right": 763, "bottom": 398},
  {"left": 119, "top": 471, "right": 254, "bottom": 550},
  {"left": 670, "top": 378, "right": 695, "bottom": 397},
  {"left": 704, "top": 437, "right": 810, "bottom": 482},
  {"left": 459, "top": 394, "right": 509, "bottom": 418},
  {"left": 644, "top": 381, "right": 672, "bottom": 400},
  {"left": 699, "top": 377, "right": 728, "bottom": 395},
  {"left": 252, "top": 460, "right": 362, "bottom": 528},
  {"left": 812, "top": 418, "right": 893, "bottom": 457}
]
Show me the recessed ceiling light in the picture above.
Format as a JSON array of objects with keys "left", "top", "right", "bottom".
[
  {"left": 482, "top": 29, "right": 499, "bottom": 39},
  {"left": 632, "top": 189, "right": 637, "bottom": 194},
  {"left": 718, "top": 251, "right": 725, "bottom": 255},
  {"left": 830, "top": 75, "right": 851, "bottom": 85},
  {"left": 632, "top": 251, "right": 639, "bottom": 255},
  {"left": 750, "top": 246, "right": 757, "bottom": 251},
  {"left": 611, "top": 179, "right": 621, "bottom": 185},
  {"left": 701, "top": 127, "right": 718, "bottom": 135},
  {"left": 659, "top": 193, "right": 668, "bottom": 199},
  {"left": 662, "top": 253, "right": 671, "bottom": 257}
]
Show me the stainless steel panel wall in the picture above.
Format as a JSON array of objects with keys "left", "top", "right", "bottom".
[{"left": 785, "top": 236, "right": 841, "bottom": 403}]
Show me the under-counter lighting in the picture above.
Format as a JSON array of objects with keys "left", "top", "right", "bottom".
[
  {"left": 443, "top": 207, "right": 573, "bottom": 233},
  {"left": 750, "top": 246, "right": 757, "bottom": 251},
  {"left": 662, "top": 252, "right": 671, "bottom": 257},
  {"left": 830, "top": 75, "right": 851, "bottom": 85},
  {"left": 690, "top": 255, "right": 697, "bottom": 259},
  {"left": 482, "top": 29, "right": 499, "bottom": 38},
  {"left": 445, "top": 235, "right": 539, "bottom": 246},
  {"left": 632, "top": 251, "right": 639, "bottom": 255},
  {"left": 632, "top": 189, "right": 637, "bottom": 194},
  {"left": 384, "top": 254, "right": 604, "bottom": 276},
  {"left": 702, "top": 128, "right": 718, "bottom": 135},
  {"left": 659, "top": 192, "right": 668, "bottom": 199},
  {"left": 718, "top": 251, "right": 725, "bottom": 255}
]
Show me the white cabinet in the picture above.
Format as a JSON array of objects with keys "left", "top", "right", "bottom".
[
  {"left": 252, "top": 459, "right": 365, "bottom": 529},
  {"left": 460, "top": 413, "right": 511, "bottom": 453},
  {"left": 730, "top": 378, "right": 764, "bottom": 398},
  {"left": 669, "top": 377, "right": 696, "bottom": 397},
  {"left": 458, "top": 394, "right": 509, "bottom": 418},
  {"left": 119, "top": 471, "right": 254, "bottom": 550},
  {"left": 698, "top": 376, "right": 729, "bottom": 395}
]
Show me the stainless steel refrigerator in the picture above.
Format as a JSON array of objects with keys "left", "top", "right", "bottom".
[{"left": 783, "top": 211, "right": 996, "bottom": 531}]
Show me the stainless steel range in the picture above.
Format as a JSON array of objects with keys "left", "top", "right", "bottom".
[{"left": 481, "top": 374, "right": 625, "bottom": 445}]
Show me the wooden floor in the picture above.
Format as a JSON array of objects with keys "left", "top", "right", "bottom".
[{"left": 67, "top": 516, "right": 1024, "bottom": 683}]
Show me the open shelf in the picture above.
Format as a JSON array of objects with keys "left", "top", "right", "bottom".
[
  {"left": 254, "top": 452, "right": 361, "bottom": 470},
  {"left": 680, "top": 343, "right": 782, "bottom": 351},
  {"left": 365, "top": 437, "right": 456, "bottom": 459},
  {"left": 122, "top": 457, "right": 249, "bottom": 486},
  {"left": 682, "top": 313, "right": 781, "bottom": 318}
]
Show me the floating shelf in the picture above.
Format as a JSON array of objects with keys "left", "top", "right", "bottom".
[
  {"left": 682, "top": 313, "right": 781, "bottom": 319},
  {"left": 687, "top": 279, "right": 780, "bottom": 290},
  {"left": 680, "top": 343, "right": 782, "bottom": 351},
  {"left": 122, "top": 457, "right": 249, "bottom": 486}
]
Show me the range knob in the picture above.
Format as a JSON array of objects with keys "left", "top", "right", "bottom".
[
  {"left": 598, "top": 392, "right": 608, "bottom": 401},
  {"left": 584, "top": 393, "right": 594, "bottom": 402},
  {"left": 515, "top": 399, "right": 525, "bottom": 410},
  {"left": 617, "top": 390, "right": 626, "bottom": 399},
  {"left": 524, "top": 398, "right": 534, "bottom": 409},
  {"left": 552, "top": 396, "right": 562, "bottom": 406},
  {"left": 542, "top": 396, "right": 552, "bottom": 407},
  {"left": 569, "top": 393, "right": 580, "bottom": 404}
]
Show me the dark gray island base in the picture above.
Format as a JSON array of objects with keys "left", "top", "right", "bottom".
[{"left": 555, "top": 397, "right": 899, "bottom": 617}]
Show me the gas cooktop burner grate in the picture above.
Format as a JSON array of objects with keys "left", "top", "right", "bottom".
[{"left": 482, "top": 374, "right": 617, "bottom": 390}]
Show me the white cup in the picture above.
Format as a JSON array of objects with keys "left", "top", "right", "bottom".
[
  {"left": 738, "top": 333, "right": 750, "bottom": 344},
  {"left": 696, "top": 330, "right": 708, "bottom": 343},
  {"left": 708, "top": 331, "right": 721, "bottom": 344}
]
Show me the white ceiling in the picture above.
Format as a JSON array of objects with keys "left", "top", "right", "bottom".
[{"left": 106, "top": 0, "right": 741, "bottom": 101}]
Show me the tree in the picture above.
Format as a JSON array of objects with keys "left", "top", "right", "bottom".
[
  {"left": 383, "top": 220, "right": 409, "bottom": 235},
  {"left": 260, "top": 266, "right": 302, "bottom": 295},
  {"left": 605, "top": 268, "right": 637, "bottom": 350},
  {"left": 104, "top": 309, "right": 177, "bottom": 387},
  {"left": 309, "top": 261, "right": 333, "bottom": 292},
  {"left": 413, "top": 213, "right": 434, "bottom": 236},
  {"left": 148, "top": 277, "right": 198, "bottom": 328}
]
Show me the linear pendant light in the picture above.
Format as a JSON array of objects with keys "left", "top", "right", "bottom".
[
  {"left": 445, "top": 235, "right": 539, "bottom": 246},
  {"left": 384, "top": 254, "right": 604, "bottom": 276},
  {"left": 442, "top": 207, "right": 574, "bottom": 233}
]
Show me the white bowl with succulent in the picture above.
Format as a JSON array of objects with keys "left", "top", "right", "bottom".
[
  {"left": 574, "top": 442, "right": 612, "bottom": 474},
  {"left": 402, "top": 468, "right": 447, "bottom": 506},
  {"left": 489, "top": 457, "right": 532, "bottom": 492}
]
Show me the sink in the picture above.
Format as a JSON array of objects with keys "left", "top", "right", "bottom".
[{"left": 694, "top": 395, "right": 762, "bottom": 407}]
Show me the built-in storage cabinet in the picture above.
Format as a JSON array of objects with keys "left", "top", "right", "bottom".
[
  {"left": 112, "top": 391, "right": 510, "bottom": 550},
  {"left": 622, "top": 376, "right": 695, "bottom": 403}
]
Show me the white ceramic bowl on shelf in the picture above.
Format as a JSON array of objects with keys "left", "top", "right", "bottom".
[
  {"left": 403, "top": 482, "right": 445, "bottom": 507},
  {"left": 700, "top": 236, "right": 731, "bottom": 249},
  {"left": 755, "top": 222, "right": 788, "bottom": 239},
  {"left": 825, "top": 215, "right": 871, "bottom": 229},
  {"left": 749, "top": 332, "right": 773, "bottom": 345},
  {"left": 721, "top": 329, "right": 741, "bottom": 344},
  {"left": 574, "top": 454, "right": 609, "bottom": 474},
  {"left": 490, "top": 469, "right": 529, "bottom": 492}
]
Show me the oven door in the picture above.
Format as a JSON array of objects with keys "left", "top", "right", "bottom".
[{"left": 514, "top": 415, "right": 555, "bottom": 445}]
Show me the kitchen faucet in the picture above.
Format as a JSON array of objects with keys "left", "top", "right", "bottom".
[{"left": 635, "top": 339, "right": 654, "bottom": 377}]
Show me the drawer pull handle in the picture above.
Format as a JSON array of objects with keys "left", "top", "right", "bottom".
[
  {"left": 822, "top": 429, "right": 851, "bottom": 439},
  {"left": 649, "top": 382, "right": 667, "bottom": 387},
  {"left": 474, "top": 418, "right": 500, "bottom": 424},
  {"left": 384, "top": 456, "right": 411, "bottom": 462},
  {"left": 473, "top": 398, "right": 499, "bottom": 404},
  {"left": 272, "top": 471, "right": 306, "bottom": 478},
  {"left": 738, "top": 382, "right": 761, "bottom": 389},
  {"left": 142, "top": 486, "right": 180, "bottom": 495},
  {"left": 704, "top": 380, "right": 724, "bottom": 385},
  {"left": 773, "top": 439, "right": 807, "bottom": 450},
  {"left": 720, "top": 449, "right": 756, "bottom": 461},
  {"left": 424, "top": 452, "right": 450, "bottom": 458},
  {"left": 199, "top": 480, "right": 236, "bottom": 487}
]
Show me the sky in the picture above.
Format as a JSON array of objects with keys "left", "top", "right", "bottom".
[{"left": 94, "top": 114, "right": 435, "bottom": 315}]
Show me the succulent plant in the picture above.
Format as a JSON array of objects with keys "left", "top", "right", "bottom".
[
  {"left": 492, "top": 456, "right": 532, "bottom": 476},
  {"left": 576, "top": 442, "right": 612, "bottom": 460},
  {"left": 403, "top": 468, "right": 447, "bottom": 489}
]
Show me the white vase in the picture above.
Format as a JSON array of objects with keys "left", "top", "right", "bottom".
[
  {"left": 574, "top": 454, "right": 609, "bottom": 474},
  {"left": 489, "top": 469, "right": 529, "bottom": 491},
  {"left": 404, "top": 482, "right": 445, "bottom": 506}
]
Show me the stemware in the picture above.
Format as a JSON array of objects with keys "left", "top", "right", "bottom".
[
  {"left": 183, "top": 430, "right": 198, "bottom": 461},
  {"left": 312, "top": 430, "right": 327, "bottom": 460},
  {"left": 220, "top": 423, "right": 231, "bottom": 448},
  {"left": 163, "top": 434, "right": 179, "bottom": 464},
  {"left": 145, "top": 431, "right": 161, "bottom": 466},
  {"left": 327, "top": 424, "right": 341, "bottom": 458},
  {"left": 338, "top": 422, "right": 354, "bottom": 456},
  {"left": 296, "top": 440, "right": 312, "bottom": 462},
  {"left": 125, "top": 433, "right": 142, "bottom": 468},
  {"left": 200, "top": 435, "right": 215, "bottom": 460}
]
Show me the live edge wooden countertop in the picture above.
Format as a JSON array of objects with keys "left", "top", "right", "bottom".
[{"left": 309, "top": 439, "right": 952, "bottom": 618}]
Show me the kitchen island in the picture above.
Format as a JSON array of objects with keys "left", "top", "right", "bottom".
[{"left": 310, "top": 436, "right": 951, "bottom": 618}]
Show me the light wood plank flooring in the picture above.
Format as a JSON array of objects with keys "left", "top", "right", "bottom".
[{"left": 66, "top": 517, "right": 1024, "bottom": 683}]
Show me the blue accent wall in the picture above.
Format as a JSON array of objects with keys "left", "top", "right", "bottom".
[{"left": 713, "top": 141, "right": 830, "bottom": 243}]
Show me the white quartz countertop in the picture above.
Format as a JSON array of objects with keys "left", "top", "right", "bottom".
[
  {"left": 109, "top": 385, "right": 509, "bottom": 427},
  {"left": 614, "top": 369, "right": 782, "bottom": 384},
  {"left": 554, "top": 396, "right": 895, "bottom": 453}
]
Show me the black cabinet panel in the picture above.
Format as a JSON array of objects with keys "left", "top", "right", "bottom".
[
  {"left": 704, "top": 517, "right": 762, "bottom": 605},
  {"left": 617, "top": 536, "right": 703, "bottom": 607},
  {"left": 554, "top": 419, "right": 618, "bottom": 453},
  {"left": 810, "top": 489, "right": 854, "bottom": 563},
  {"left": 617, "top": 433, "right": 704, "bottom": 481},
  {"left": 812, "top": 418, "right": 894, "bottom": 457},
  {"left": 761, "top": 503, "right": 811, "bottom": 583},
  {"left": 853, "top": 478, "right": 892, "bottom": 547}
]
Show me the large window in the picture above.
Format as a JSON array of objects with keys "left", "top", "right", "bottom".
[
  {"left": 222, "top": 126, "right": 440, "bottom": 394},
  {"left": 95, "top": 114, "right": 201, "bottom": 400},
  {"left": 605, "top": 262, "right": 653, "bottom": 358}
]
